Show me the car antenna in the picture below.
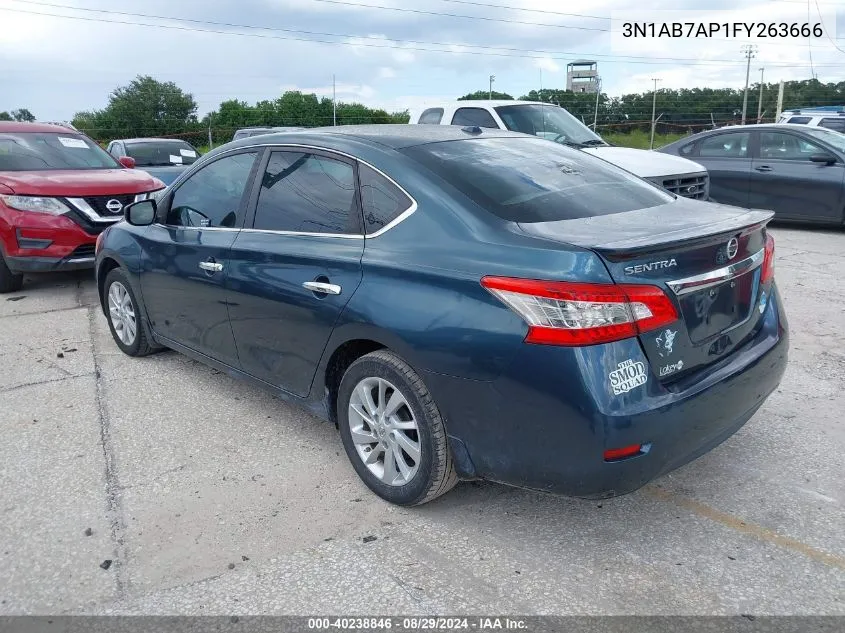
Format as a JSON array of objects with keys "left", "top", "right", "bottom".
[{"left": 461, "top": 126, "right": 483, "bottom": 135}]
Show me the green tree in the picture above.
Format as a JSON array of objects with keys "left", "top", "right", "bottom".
[
  {"left": 73, "top": 75, "right": 198, "bottom": 139},
  {"left": 10, "top": 108, "right": 35, "bottom": 122},
  {"left": 458, "top": 90, "right": 514, "bottom": 101},
  {"left": 0, "top": 112, "right": 12, "bottom": 121}
]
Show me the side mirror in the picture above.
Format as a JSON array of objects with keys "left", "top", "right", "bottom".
[
  {"left": 118, "top": 156, "right": 136, "bottom": 169},
  {"left": 809, "top": 153, "right": 836, "bottom": 165},
  {"left": 124, "top": 199, "right": 157, "bottom": 226}
]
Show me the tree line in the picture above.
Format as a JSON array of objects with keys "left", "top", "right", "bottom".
[
  {"left": 460, "top": 79, "right": 845, "bottom": 131},
  {"left": 4, "top": 75, "right": 843, "bottom": 144}
]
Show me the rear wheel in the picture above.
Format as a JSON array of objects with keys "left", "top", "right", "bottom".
[
  {"left": 0, "top": 254, "right": 24, "bottom": 294},
  {"left": 337, "top": 350, "right": 458, "bottom": 506},
  {"left": 104, "top": 268, "right": 154, "bottom": 357}
]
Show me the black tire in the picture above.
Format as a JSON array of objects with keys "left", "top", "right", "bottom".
[
  {"left": 0, "top": 253, "right": 24, "bottom": 294},
  {"left": 337, "top": 350, "right": 458, "bottom": 506},
  {"left": 103, "top": 268, "right": 154, "bottom": 357}
]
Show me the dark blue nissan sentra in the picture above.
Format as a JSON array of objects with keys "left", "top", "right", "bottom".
[{"left": 95, "top": 125, "right": 788, "bottom": 506}]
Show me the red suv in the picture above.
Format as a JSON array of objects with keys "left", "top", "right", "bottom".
[{"left": 0, "top": 122, "right": 165, "bottom": 292}]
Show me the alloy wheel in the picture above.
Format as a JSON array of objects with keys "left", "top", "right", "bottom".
[
  {"left": 108, "top": 281, "right": 137, "bottom": 346},
  {"left": 348, "top": 377, "right": 421, "bottom": 486}
]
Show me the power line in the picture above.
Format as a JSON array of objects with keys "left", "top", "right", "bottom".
[
  {"left": 305, "top": 0, "right": 608, "bottom": 31},
  {"left": 2, "top": 1, "right": 763, "bottom": 65},
  {"left": 5, "top": 3, "right": 844, "bottom": 68},
  {"left": 414, "top": 0, "right": 607, "bottom": 20},
  {"left": 814, "top": 0, "right": 845, "bottom": 54}
]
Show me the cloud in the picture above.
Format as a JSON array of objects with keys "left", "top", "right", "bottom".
[{"left": 0, "top": 0, "right": 842, "bottom": 122}]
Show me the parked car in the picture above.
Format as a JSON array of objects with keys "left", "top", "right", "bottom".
[
  {"left": 776, "top": 106, "right": 845, "bottom": 133},
  {"left": 106, "top": 138, "right": 201, "bottom": 186},
  {"left": 408, "top": 101, "right": 710, "bottom": 199},
  {"left": 232, "top": 126, "right": 306, "bottom": 141},
  {"left": 659, "top": 123, "right": 845, "bottom": 224},
  {"left": 0, "top": 122, "right": 165, "bottom": 293},
  {"left": 96, "top": 125, "right": 787, "bottom": 506}
]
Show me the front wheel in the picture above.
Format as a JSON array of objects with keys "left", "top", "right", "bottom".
[
  {"left": 103, "top": 268, "right": 154, "bottom": 357},
  {"left": 337, "top": 350, "right": 458, "bottom": 506}
]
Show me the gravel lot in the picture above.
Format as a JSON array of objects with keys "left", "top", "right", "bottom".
[{"left": 0, "top": 226, "right": 843, "bottom": 616}]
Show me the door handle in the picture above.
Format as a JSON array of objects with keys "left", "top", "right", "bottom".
[
  {"left": 302, "top": 281, "right": 341, "bottom": 295},
  {"left": 199, "top": 261, "right": 223, "bottom": 272},
  {"left": 755, "top": 165, "right": 773, "bottom": 172}
]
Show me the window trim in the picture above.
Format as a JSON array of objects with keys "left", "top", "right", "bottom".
[
  {"left": 155, "top": 147, "right": 264, "bottom": 229},
  {"left": 172, "top": 143, "right": 418, "bottom": 239},
  {"left": 244, "top": 147, "right": 364, "bottom": 238},
  {"left": 357, "top": 162, "right": 415, "bottom": 237}
]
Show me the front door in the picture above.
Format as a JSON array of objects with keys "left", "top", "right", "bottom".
[
  {"left": 139, "top": 149, "right": 261, "bottom": 366},
  {"left": 750, "top": 130, "right": 845, "bottom": 222},
  {"left": 226, "top": 149, "right": 364, "bottom": 397}
]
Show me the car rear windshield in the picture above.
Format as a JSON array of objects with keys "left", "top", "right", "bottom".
[
  {"left": 401, "top": 137, "right": 673, "bottom": 223},
  {"left": 126, "top": 141, "right": 200, "bottom": 166},
  {"left": 0, "top": 133, "right": 120, "bottom": 171}
]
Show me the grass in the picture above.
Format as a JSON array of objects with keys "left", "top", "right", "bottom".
[{"left": 602, "top": 130, "right": 689, "bottom": 150}]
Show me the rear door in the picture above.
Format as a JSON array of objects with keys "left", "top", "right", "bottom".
[
  {"left": 226, "top": 148, "right": 365, "bottom": 397},
  {"left": 750, "top": 130, "right": 844, "bottom": 222},
  {"left": 139, "top": 149, "right": 261, "bottom": 367},
  {"left": 688, "top": 131, "right": 752, "bottom": 207}
]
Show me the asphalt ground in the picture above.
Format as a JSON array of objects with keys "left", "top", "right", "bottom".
[{"left": 0, "top": 226, "right": 842, "bottom": 616}]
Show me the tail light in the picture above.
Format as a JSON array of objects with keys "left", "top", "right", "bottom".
[
  {"left": 761, "top": 233, "right": 775, "bottom": 283},
  {"left": 480, "top": 276, "right": 678, "bottom": 346}
]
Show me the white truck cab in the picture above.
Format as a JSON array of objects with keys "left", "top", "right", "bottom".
[
  {"left": 408, "top": 101, "right": 710, "bottom": 200},
  {"left": 777, "top": 107, "right": 845, "bottom": 133}
]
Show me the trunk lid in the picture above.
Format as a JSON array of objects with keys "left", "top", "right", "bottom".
[{"left": 517, "top": 198, "right": 775, "bottom": 381}]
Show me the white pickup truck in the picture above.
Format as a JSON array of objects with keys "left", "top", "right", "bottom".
[{"left": 408, "top": 100, "right": 710, "bottom": 200}]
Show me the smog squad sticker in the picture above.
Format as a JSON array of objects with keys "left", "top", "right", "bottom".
[{"left": 608, "top": 359, "right": 647, "bottom": 395}]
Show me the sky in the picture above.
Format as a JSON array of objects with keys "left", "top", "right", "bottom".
[{"left": 0, "top": 0, "right": 843, "bottom": 121}]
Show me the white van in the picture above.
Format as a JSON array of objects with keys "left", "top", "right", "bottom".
[{"left": 409, "top": 101, "right": 710, "bottom": 200}]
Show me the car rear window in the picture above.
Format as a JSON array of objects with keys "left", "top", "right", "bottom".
[
  {"left": 0, "top": 133, "right": 120, "bottom": 171},
  {"left": 125, "top": 141, "right": 199, "bottom": 166},
  {"left": 400, "top": 137, "right": 673, "bottom": 223}
]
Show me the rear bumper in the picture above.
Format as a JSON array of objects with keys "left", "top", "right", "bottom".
[
  {"left": 424, "top": 284, "right": 789, "bottom": 498},
  {"left": 1, "top": 207, "right": 98, "bottom": 273}
]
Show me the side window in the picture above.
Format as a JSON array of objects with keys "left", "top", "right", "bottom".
[
  {"left": 167, "top": 151, "right": 257, "bottom": 228},
  {"left": 358, "top": 164, "right": 413, "bottom": 234},
  {"left": 786, "top": 116, "right": 812, "bottom": 124},
  {"left": 698, "top": 132, "right": 750, "bottom": 158},
  {"left": 679, "top": 141, "right": 697, "bottom": 156},
  {"left": 418, "top": 108, "right": 444, "bottom": 125},
  {"left": 253, "top": 151, "right": 358, "bottom": 234},
  {"left": 760, "top": 132, "right": 824, "bottom": 160},
  {"left": 819, "top": 118, "right": 845, "bottom": 133},
  {"left": 109, "top": 143, "right": 124, "bottom": 157},
  {"left": 451, "top": 107, "right": 499, "bottom": 129}
]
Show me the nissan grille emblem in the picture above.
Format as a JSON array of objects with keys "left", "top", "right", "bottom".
[
  {"left": 105, "top": 199, "right": 124, "bottom": 214},
  {"left": 726, "top": 237, "right": 739, "bottom": 260}
]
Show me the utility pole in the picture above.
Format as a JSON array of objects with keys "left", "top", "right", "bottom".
[
  {"left": 757, "top": 67, "right": 765, "bottom": 123},
  {"left": 332, "top": 74, "right": 337, "bottom": 126},
  {"left": 207, "top": 113, "right": 213, "bottom": 150},
  {"left": 776, "top": 80, "right": 785, "bottom": 120},
  {"left": 740, "top": 44, "right": 758, "bottom": 125},
  {"left": 489, "top": 74, "right": 495, "bottom": 100},
  {"left": 593, "top": 75, "right": 601, "bottom": 130},
  {"left": 649, "top": 78, "right": 661, "bottom": 150}
]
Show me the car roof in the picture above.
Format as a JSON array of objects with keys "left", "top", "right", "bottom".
[
  {"left": 420, "top": 100, "right": 548, "bottom": 109},
  {"left": 119, "top": 138, "right": 191, "bottom": 144},
  {"left": 699, "top": 123, "right": 826, "bottom": 133},
  {"left": 0, "top": 121, "right": 78, "bottom": 134},
  {"left": 226, "top": 123, "right": 527, "bottom": 151}
]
